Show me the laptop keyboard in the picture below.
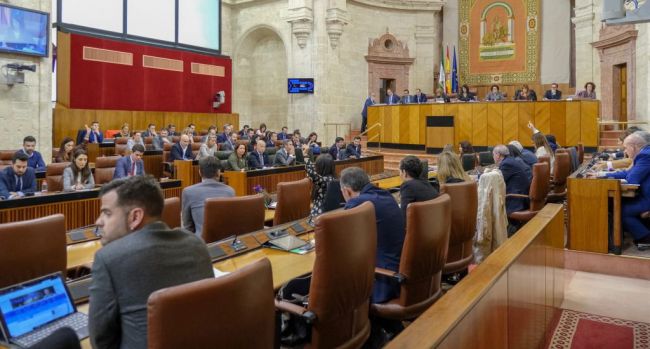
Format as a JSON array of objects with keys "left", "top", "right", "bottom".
[{"left": 14, "top": 312, "right": 88, "bottom": 347}]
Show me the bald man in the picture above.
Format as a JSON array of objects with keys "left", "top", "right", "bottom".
[
  {"left": 170, "top": 134, "right": 194, "bottom": 161},
  {"left": 247, "top": 139, "right": 270, "bottom": 169}
]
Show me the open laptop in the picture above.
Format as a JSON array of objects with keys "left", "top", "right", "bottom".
[{"left": 0, "top": 272, "right": 88, "bottom": 348}]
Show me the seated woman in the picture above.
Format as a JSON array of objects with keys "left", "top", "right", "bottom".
[
  {"left": 228, "top": 143, "right": 248, "bottom": 171},
  {"left": 514, "top": 84, "right": 537, "bottom": 101},
  {"left": 485, "top": 84, "right": 505, "bottom": 101},
  {"left": 437, "top": 151, "right": 472, "bottom": 184},
  {"left": 305, "top": 154, "right": 336, "bottom": 217},
  {"left": 197, "top": 135, "right": 218, "bottom": 160},
  {"left": 305, "top": 132, "right": 321, "bottom": 158},
  {"left": 576, "top": 82, "right": 597, "bottom": 99},
  {"left": 458, "top": 84, "right": 476, "bottom": 102},
  {"left": 126, "top": 131, "right": 145, "bottom": 151},
  {"left": 532, "top": 132, "right": 555, "bottom": 173},
  {"left": 256, "top": 123, "right": 268, "bottom": 137},
  {"left": 182, "top": 127, "right": 195, "bottom": 143},
  {"left": 55, "top": 137, "right": 75, "bottom": 163},
  {"left": 459, "top": 140, "right": 479, "bottom": 167},
  {"left": 114, "top": 123, "right": 130, "bottom": 138},
  {"left": 63, "top": 149, "right": 95, "bottom": 192}
]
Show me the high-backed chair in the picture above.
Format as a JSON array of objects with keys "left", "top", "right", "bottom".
[
  {"left": 273, "top": 178, "right": 311, "bottom": 225},
  {"left": 192, "top": 136, "right": 203, "bottom": 143},
  {"left": 577, "top": 143, "right": 585, "bottom": 164},
  {"left": 148, "top": 258, "right": 275, "bottom": 349},
  {"left": 547, "top": 152, "right": 571, "bottom": 203},
  {"left": 46, "top": 162, "right": 70, "bottom": 192},
  {"left": 162, "top": 197, "right": 181, "bottom": 229},
  {"left": 371, "top": 194, "right": 451, "bottom": 320},
  {"left": 0, "top": 150, "right": 17, "bottom": 166},
  {"left": 0, "top": 215, "right": 66, "bottom": 288},
  {"left": 275, "top": 202, "right": 377, "bottom": 348},
  {"left": 507, "top": 162, "right": 550, "bottom": 223},
  {"left": 478, "top": 151, "right": 494, "bottom": 166},
  {"left": 95, "top": 156, "right": 120, "bottom": 185},
  {"left": 162, "top": 142, "right": 173, "bottom": 177},
  {"left": 191, "top": 142, "right": 201, "bottom": 152},
  {"left": 461, "top": 154, "right": 477, "bottom": 171},
  {"left": 202, "top": 194, "right": 265, "bottom": 243},
  {"left": 538, "top": 154, "right": 551, "bottom": 176},
  {"left": 440, "top": 181, "right": 478, "bottom": 275},
  {"left": 322, "top": 180, "right": 345, "bottom": 213}
]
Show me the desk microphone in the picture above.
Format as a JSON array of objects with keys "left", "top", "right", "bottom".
[{"left": 231, "top": 235, "right": 247, "bottom": 252}]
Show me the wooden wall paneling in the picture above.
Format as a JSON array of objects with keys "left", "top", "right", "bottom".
[
  {"left": 217, "top": 113, "right": 240, "bottom": 131},
  {"left": 502, "top": 103, "right": 519, "bottom": 144},
  {"left": 143, "top": 153, "right": 163, "bottom": 178},
  {"left": 165, "top": 112, "right": 192, "bottom": 132},
  {"left": 222, "top": 171, "right": 247, "bottom": 196},
  {"left": 444, "top": 104, "right": 459, "bottom": 145},
  {"left": 455, "top": 104, "right": 472, "bottom": 144},
  {"left": 565, "top": 102, "right": 582, "bottom": 146},
  {"left": 96, "top": 110, "right": 134, "bottom": 132},
  {"left": 568, "top": 178, "right": 616, "bottom": 253},
  {"left": 549, "top": 103, "right": 567, "bottom": 147},
  {"left": 487, "top": 103, "right": 503, "bottom": 146},
  {"left": 407, "top": 105, "right": 420, "bottom": 144},
  {"left": 390, "top": 106, "right": 401, "bottom": 144},
  {"left": 56, "top": 32, "right": 71, "bottom": 108},
  {"left": 245, "top": 171, "right": 307, "bottom": 195},
  {"left": 367, "top": 107, "right": 380, "bottom": 142},
  {"left": 383, "top": 107, "right": 394, "bottom": 143},
  {"left": 580, "top": 101, "right": 599, "bottom": 147},
  {"left": 132, "top": 111, "right": 165, "bottom": 132},
  {"left": 426, "top": 122, "right": 455, "bottom": 150},
  {"left": 534, "top": 102, "right": 551, "bottom": 135},
  {"left": 398, "top": 106, "right": 411, "bottom": 144},
  {"left": 419, "top": 104, "right": 435, "bottom": 144},
  {"left": 472, "top": 103, "right": 488, "bottom": 147},
  {"left": 518, "top": 103, "right": 535, "bottom": 147}
]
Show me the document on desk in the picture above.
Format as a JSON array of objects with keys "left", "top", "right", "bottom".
[{"left": 213, "top": 268, "right": 230, "bottom": 278}]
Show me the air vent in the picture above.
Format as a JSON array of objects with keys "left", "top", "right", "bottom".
[
  {"left": 191, "top": 62, "right": 225, "bottom": 77},
  {"left": 142, "top": 55, "right": 184, "bottom": 72},
  {"left": 82, "top": 47, "right": 133, "bottom": 66}
]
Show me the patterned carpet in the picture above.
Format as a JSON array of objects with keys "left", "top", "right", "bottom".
[{"left": 548, "top": 309, "right": 650, "bottom": 349}]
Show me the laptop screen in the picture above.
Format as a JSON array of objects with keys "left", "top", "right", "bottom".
[{"left": 0, "top": 273, "right": 74, "bottom": 338}]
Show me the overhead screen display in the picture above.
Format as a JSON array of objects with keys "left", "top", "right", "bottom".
[{"left": 58, "top": 0, "right": 221, "bottom": 53}]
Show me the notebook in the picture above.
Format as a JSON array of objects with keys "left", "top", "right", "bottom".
[
  {"left": 0, "top": 273, "right": 88, "bottom": 348},
  {"left": 265, "top": 235, "right": 308, "bottom": 251}
]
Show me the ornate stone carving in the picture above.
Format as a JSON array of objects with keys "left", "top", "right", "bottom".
[
  {"left": 326, "top": 4, "right": 349, "bottom": 49},
  {"left": 285, "top": 0, "right": 313, "bottom": 49},
  {"left": 351, "top": 0, "right": 444, "bottom": 11},
  {"left": 365, "top": 32, "right": 415, "bottom": 98}
]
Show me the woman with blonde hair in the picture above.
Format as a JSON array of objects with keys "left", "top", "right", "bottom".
[
  {"left": 532, "top": 132, "right": 555, "bottom": 172},
  {"left": 437, "top": 151, "right": 471, "bottom": 184}
]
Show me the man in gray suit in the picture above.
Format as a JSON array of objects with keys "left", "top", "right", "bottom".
[
  {"left": 89, "top": 175, "right": 213, "bottom": 349},
  {"left": 273, "top": 140, "right": 296, "bottom": 167},
  {"left": 181, "top": 156, "right": 235, "bottom": 237}
]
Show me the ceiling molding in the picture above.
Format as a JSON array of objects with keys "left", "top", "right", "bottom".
[{"left": 351, "top": 0, "right": 444, "bottom": 11}]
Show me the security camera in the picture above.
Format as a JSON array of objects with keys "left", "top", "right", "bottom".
[
  {"left": 2, "top": 63, "right": 37, "bottom": 85},
  {"left": 6, "top": 63, "right": 37, "bottom": 72},
  {"left": 603, "top": 0, "right": 650, "bottom": 25}
]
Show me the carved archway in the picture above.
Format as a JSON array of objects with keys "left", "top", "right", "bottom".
[{"left": 365, "top": 32, "right": 414, "bottom": 102}]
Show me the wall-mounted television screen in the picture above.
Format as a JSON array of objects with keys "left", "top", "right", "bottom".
[
  {"left": 288, "top": 78, "right": 314, "bottom": 94},
  {"left": 0, "top": 4, "right": 49, "bottom": 57}
]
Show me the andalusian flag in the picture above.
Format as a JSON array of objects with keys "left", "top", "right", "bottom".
[
  {"left": 452, "top": 46, "right": 459, "bottom": 94},
  {"left": 438, "top": 52, "right": 446, "bottom": 93},
  {"left": 445, "top": 45, "right": 451, "bottom": 94}
]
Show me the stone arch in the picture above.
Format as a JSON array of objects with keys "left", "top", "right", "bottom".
[{"left": 233, "top": 26, "right": 289, "bottom": 131}]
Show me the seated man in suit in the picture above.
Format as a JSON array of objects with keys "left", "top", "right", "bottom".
[
  {"left": 152, "top": 128, "right": 171, "bottom": 151},
  {"left": 239, "top": 125, "right": 250, "bottom": 139},
  {"left": 340, "top": 167, "right": 406, "bottom": 304},
  {"left": 346, "top": 136, "right": 363, "bottom": 159},
  {"left": 493, "top": 145, "right": 532, "bottom": 215},
  {"left": 89, "top": 175, "right": 214, "bottom": 349},
  {"left": 415, "top": 88, "right": 428, "bottom": 103},
  {"left": 166, "top": 124, "right": 177, "bottom": 136},
  {"left": 508, "top": 140, "right": 537, "bottom": 168},
  {"left": 182, "top": 156, "right": 235, "bottom": 237},
  {"left": 277, "top": 126, "right": 290, "bottom": 140},
  {"left": 543, "top": 83, "right": 562, "bottom": 100},
  {"left": 81, "top": 121, "right": 104, "bottom": 144},
  {"left": 0, "top": 152, "right": 36, "bottom": 199},
  {"left": 248, "top": 139, "right": 270, "bottom": 169},
  {"left": 328, "top": 137, "right": 347, "bottom": 160},
  {"left": 398, "top": 156, "right": 438, "bottom": 219},
  {"left": 216, "top": 124, "right": 232, "bottom": 144},
  {"left": 141, "top": 123, "right": 157, "bottom": 138},
  {"left": 273, "top": 140, "right": 296, "bottom": 166},
  {"left": 15, "top": 135, "right": 46, "bottom": 171},
  {"left": 400, "top": 89, "right": 413, "bottom": 104},
  {"left": 386, "top": 89, "right": 400, "bottom": 105},
  {"left": 599, "top": 131, "right": 650, "bottom": 249},
  {"left": 220, "top": 131, "right": 238, "bottom": 151},
  {"left": 113, "top": 144, "right": 145, "bottom": 179},
  {"left": 170, "top": 134, "right": 194, "bottom": 161}
]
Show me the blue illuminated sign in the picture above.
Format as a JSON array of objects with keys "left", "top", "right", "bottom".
[{"left": 288, "top": 79, "right": 314, "bottom": 94}]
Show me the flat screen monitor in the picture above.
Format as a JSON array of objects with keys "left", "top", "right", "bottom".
[
  {"left": 288, "top": 78, "right": 314, "bottom": 94},
  {"left": 0, "top": 4, "right": 49, "bottom": 57}
]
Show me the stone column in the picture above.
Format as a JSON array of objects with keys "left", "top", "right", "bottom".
[
  {"left": 286, "top": 0, "right": 314, "bottom": 49},
  {"left": 572, "top": 2, "right": 598, "bottom": 90},
  {"left": 414, "top": 11, "right": 437, "bottom": 93},
  {"left": 325, "top": 0, "right": 349, "bottom": 49}
]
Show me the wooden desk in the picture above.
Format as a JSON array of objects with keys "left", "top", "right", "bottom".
[
  {"left": 142, "top": 150, "right": 163, "bottom": 179},
  {"left": 368, "top": 100, "right": 600, "bottom": 151},
  {"left": 0, "top": 180, "right": 182, "bottom": 230},
  {"left": 372, "top": 171, "right": 437, "bottom": 189}
]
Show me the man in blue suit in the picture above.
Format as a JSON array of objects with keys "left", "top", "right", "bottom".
[
  {"left": 248, "top": 139, "right": 270, "bottom": 169},
  {"left": 170, "top": 135, "right": 194, "bottom": 161},
  {"left": 0, "top": 152, "right": 36, "bottom": 199},
  {"left": 493, "top": 145, "right": 532, "bottom": 214},
  {"left": 360, "top": 93, "right": 375, "bottom": 133},
  {"left": 277, "top": 127, "right": 290, "bottom": 140},
  {"left": 346, "top": 136, "right": 362, "bottom": 159},
  {"left": 340, "top": 167, "right": 405, "bottom": 304},
  {"left": 329, "top": 137, "right": 347, "bottom": 160},
  {"left": 415, "top": 88, "right": 428, "bottom": 103},
  {"left": 113, "top": 144, "right": 146, "bottom": 179},
  {"left": 80, "top": 121, "right": 104, "bottom": 144},
  {"left": 385, "top": 89, "right": 400, "bottom": 105},
  {"left": 601, "top": 131, "right": 650, "bottom": 249},
  {"left": 15, "top": 136, "right": 46, "bottom": 171},
  {"left": 401, "top": 89, "right": 413, "bottom": 104}
]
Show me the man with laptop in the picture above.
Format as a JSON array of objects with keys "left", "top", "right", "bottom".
[{"left": 89, "top": 175, "right": 214, "bottom": 348}]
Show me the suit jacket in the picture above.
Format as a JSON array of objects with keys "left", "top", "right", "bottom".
[
  {"left": 416, "top": 93, "right": 428, "bottom": 103},
  {"left": 0, "top": 166, "right": 36, "bottom": 199},
  {"left": 16, "top": 149, "right": 46, "bottom": 171},
  {"left": 544, "top": 89, "right": 562, "bottom": 100},
  {"left": 227, "top": 152, "right": 247, "bottom": 171},
  {"left": 152, "top": 136, "right": 169, "bottom": 151},
  {"left": 361, "top": 96, "right": 375, "bottom": 118},
  {"left": 248, "top": 151, "right": 270, "bottom": 169},
  {"left": 399, "top": 178, "right": 438, "bottom": 219},
  {"left": 170, "top": 143, "right": 193, "bottom": 161},
  {"left": 514, "top": 89, "right": 537, "bottom": 101},
  {"left": 80, "top": 130, "right": 104, "bottom": 144},
  {"left": 605, "top": 145, "right": 650, "bottom": 205},
  {"left": 386, "top": 94, "right": 400, "bottom": 105},
  {"left": 458, "top": 92, "right": 476, "bottom": 102},
  {"left": 141, "top": 131, "right": 156, "bottom": 138},
  {"left": 216, "top": 132, "right": 229, "bottom": 144},
  {"left": 401, "top": 95, "right": 414, "bottom": 104},
  {"left": 520, "top": 149, "right": 538, "bottom": 167},
  {"left": 220, "top": 139, "right": 236, "bottom": 151},
  {"left": 499, "top": 156, "right": 532, "bottom": 214},
  {"left": 328, "top": 145, "right": 347, "bottom": 160},
  {"left": 88, "top": 221, "right": 214, "bottom": 349},
  {"left": 182, "top": 179, "right": 235, "bottom": 236},
  {"left": 113, "top": 155, "right": 145, "bottom": 179},
  {"left": 345, "top": 183, "right": 405, "bottom": 303},
  {"left": 273, "top": 148, "right": 295, "bottom": 166},
  {"left": 277, "top": 132, "right": 289, "bottom": 140},
  {"left": 346, "top": 144, "right": 362, "bottom": 159}
]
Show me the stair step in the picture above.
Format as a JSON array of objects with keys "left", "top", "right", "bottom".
[{"left": 600, "top": 138, "right": 621, "bottom": 146}]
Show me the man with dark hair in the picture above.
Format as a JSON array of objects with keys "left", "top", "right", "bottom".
[
  {"left": 328, "top": 137, "right": 347, "bottom": 160},
  {"left": 0, "top": 152, "right": 36, "bottom": 199},
  {"left": 248, "top": 139, "right": 269, "bottom": 169},
  {"left": 142, "top": 123, "right": 157, "bottom": 138},
  {"left": 89, "top": 175, "right": 213, "bottom": 349},
  {"left": 415, "top": 88, "right": 428, "bottom": 103},
  {"left": 278, "top": 126, "right": 290, "bottom": 140},
  {"left": 361, "top": 92, "right": 376, "bottom": 133},
  {"left": 152, "top": 128, "right": 171, "bottom": 151},
  {"left": 182, "top": 156, "right": 235, "bottom": 237},
  {"left": 273, "top": 140, "right": 295, "bottom": 166},
  {"left": 221, "top": 132, "right": 238, "bottom": 151},
  {"left": 239, "top": 125, "right": 250, "bottom": 138},
  {"left": 543, "top": 83, "right": 562, "bottom": 100},
  {"left": 81, "top": 121, "right": 104, "bottom": 144},
  {"left": 187, "top": 123, "right": 197, "bottom": 136},
  {"left": 401, "top": 89, "right": 413, "bottom": 104},
  {"left": 340, "top": 167, "right": 405, "bottom": 303},
  {"left": 113, "top": 144, "right": 145, "bottom": 179},
  {"left": 167, "top": 124, "right": 177, "bottom": 136},
  {"left": 16, "top": 135, "right": 46, "bottom": 171},
  {"left": 398, "top": 156, "right": 438, "bottom": 219},
  {"left": 216, "top": 124, "right": 230, "bottom": 144},
  {"left": 346, "top": 136, "right": 363, "bottom": 159},
  {"left": 292, "top": 130, "right": 304, "bottom": 147}
]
